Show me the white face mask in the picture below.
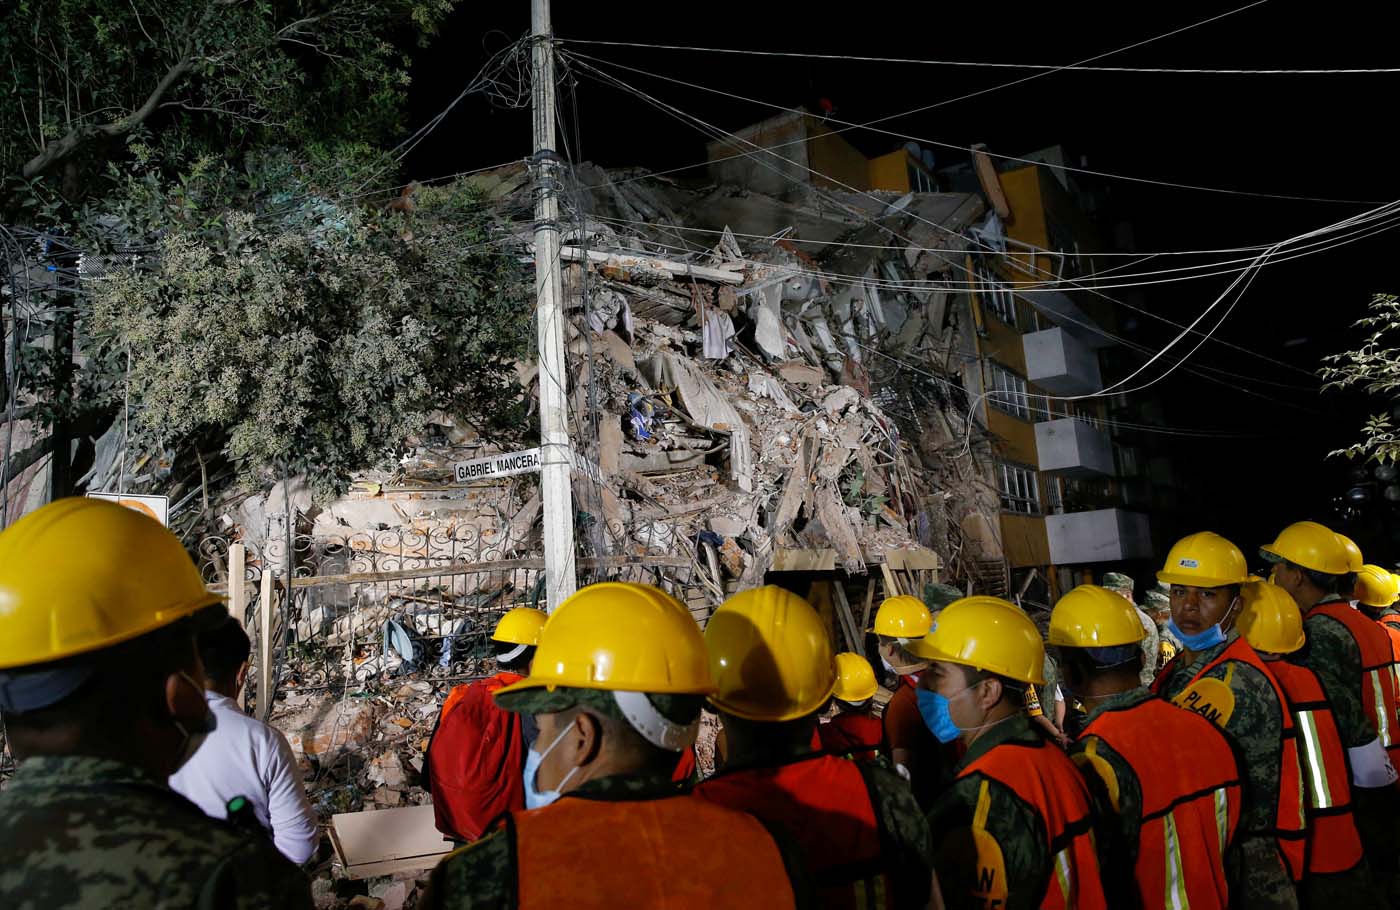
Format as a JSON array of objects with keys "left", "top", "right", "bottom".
[{"left": 522, "top": 720, "right": 580, "bottom": 810}]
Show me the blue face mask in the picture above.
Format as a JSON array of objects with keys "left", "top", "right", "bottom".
[
  {"left": 1167, "top": 617, "right": 1226, "bottom": 651},
  {"left": 917, "top": 687, "right": 964, "bottom": 743},
  {"left": 522, "top": 721, "right": 579, "bottom": 810}
]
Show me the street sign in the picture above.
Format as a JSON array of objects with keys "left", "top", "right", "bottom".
[
  {"left": 85, "top": 492, "right": 170, "bottom": 527},
  {"left": 453, "top": 448, "right": 543, "bottom": 483}
]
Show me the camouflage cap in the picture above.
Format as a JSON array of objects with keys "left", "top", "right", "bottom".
[
  {"left": 923, "top": 582, "right": 964, "bottom": 613},
  {"left": 1102, "top": 572, "right": 1134, "bottom": 592},
  {"left": 1144, "top": 590, "right": 1171, "bottom": 610},
  {"left": 496, "top": 685, "right": 704, "bottom": 730}
]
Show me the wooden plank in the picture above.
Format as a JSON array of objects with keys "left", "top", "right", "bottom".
[
  {"left": 257, "top": 571, "right": 275, "bottom": 722},
  {"left": 831, "top": 583, "right": 861, "bottom": 653},
  {"left": 859, "top": 581, "right": 877, "bottom": 635},
  {"left": 971, "top": 144, "right": 1012, "bottom": 221},
  {"left": 771, "top": 548, "right": 836, "bottom": 572},
  {"left": 228, "top": 543, "right": 246, "bottom": 630},
  {"left": 880, "top": 562, "right": 903, "bottom": 599},
  {"left": 330, "top": 805, "right": 453, "bottom": 880}
]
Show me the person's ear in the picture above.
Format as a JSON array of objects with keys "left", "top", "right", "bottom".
[
  {"left": 976, "top": 676, "right": 1004, "bottom": 711},
  {"left": 570, "top": 710, "right": 606, "bottom": 768},
  {"left": 235, "top": 660, "right": 250, "bottom": 691},
  {"left": 165, "top": 670, "right": 206, "bottom": 721}
]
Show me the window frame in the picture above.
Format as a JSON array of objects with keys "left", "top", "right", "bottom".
[{"left": 997, "top": 461, "right": 1043, "bottom": 515}]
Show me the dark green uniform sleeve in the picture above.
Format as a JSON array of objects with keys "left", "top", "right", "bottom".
[
  {"left": 1301, "top": 614, "right": 1374, "bottom": 748},
  {"left": 1195, "top": 661, "right": 1299, "bottom": 910},
  {"left": 419, "top": 828, "right": 515, "bottom": 910},
  {"left": 1069, "top": 734, "right": 1141, "bottom": 910},
  {"left": 863, "top": 759, "right": 935, "bottom": 909},
  {"left": 927, "top": 772, "right": 1048, "bottom": 910},
  {"left": 200, "top": 841, "right": 314, "bottom": 910}
]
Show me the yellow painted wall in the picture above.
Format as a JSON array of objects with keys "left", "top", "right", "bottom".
[
  {"left": 808, "top": 123, "right": 871, "bottom": 191},
  {"left": 1001, "top": 513, "right": 1051, "bottom": 568},
  {"left": 868, "top": 150, "right": 910, "bottom": 193},
  {"left": 981, "top": 313, "right": 1026, "bottom": 373},
  {"left": 998, "top": 165, "right": 1049, "bottom": 249},
  {"left": 988, "top": 409, "right": 1037, "bottom": 466}
]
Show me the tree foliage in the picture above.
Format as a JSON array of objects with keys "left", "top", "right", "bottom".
[
  {"left": 87, "top": 165, "right": 532, "bottom": 496},
  {"left": 1321, "top": 293, "right": 1400, "bottom": 463}
]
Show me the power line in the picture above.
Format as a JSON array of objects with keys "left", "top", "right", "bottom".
[
  {"left": 560, "top": 38, "right": 1400, "bottom": 76},
  {"left": 566, "top": 48, "right": 1389, "bottom": 206}
]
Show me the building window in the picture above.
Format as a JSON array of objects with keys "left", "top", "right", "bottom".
[
  {"left": 907, "top": 164, "right": 935, "bottom": 193},
  {"left": 998, "top": 462, "right": 1042, "bottom": 514},
  {"left": 977, "top": 264, "right": 1017, "bottom": 327},
  {"left": 986, "top": 362, "right": 1030, "bottom": 420}
]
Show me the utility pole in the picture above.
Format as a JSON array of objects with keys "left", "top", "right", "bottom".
[{"left": 530, "top": 0, "right": 577, "bottom": 609}]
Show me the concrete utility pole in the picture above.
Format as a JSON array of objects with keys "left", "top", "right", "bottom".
[{"left": 530, "top": 0, "right": 577, "bottom": 609}]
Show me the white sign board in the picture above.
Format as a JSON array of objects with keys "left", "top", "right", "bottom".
[
  {"left": 85, "top": 492, "right": 170, "bottom": 527},
  {"left": 453, "top": 448, "right": 542, "bottom": 483}
]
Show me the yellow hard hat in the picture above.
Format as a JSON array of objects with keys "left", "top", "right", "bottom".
[
  {"left": 832, "top": 652, "right": 878, "bottom": 703},
  {"left": 495, "top": 582, "right": 715, "bottom": 699},
  {"left": 1048, "top": 585, "right": 1147, "bottom": 648},
  {"left": 1156, "top": 531, "right": 1254, "bottom": 589},
  {"left": 1337, "top": 534, "right": 1364, "bottom": 573},
  {"left": 869, "top": 594, "right": 932, "bottom": 638},
  {"left": 1355, "top": 564, "right": 1399, "bottom": 608},
  {"left": 905, "top": 596, "right": 1046, "bottom": 685},
  {"left": 492, "top": 607, "right": 547, "bottom": 646},
  {"left": 1237, "top": 581, "right": 1305, "bottom": 654},
  {"left": 705, "top": 585, "right": 836, "bottom": 722},
  {"left": 0, "top": 498, "right": 223, "bottom": 671},
  {"left": 1259, "top": 521, "right": 1350, "bottom": 575}
]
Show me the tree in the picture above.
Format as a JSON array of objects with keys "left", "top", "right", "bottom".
[{"left": 1321, "top": 293, "right": 1400, "bottom": 462}]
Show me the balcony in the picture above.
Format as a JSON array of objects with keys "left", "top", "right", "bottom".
[
  {"left": 1047, "top": 508, "right": 1153, "bottom": 565},
  {"left": 1035, "top": 417, "right": 1114, "bottom": 477},
  {"left": 1023, "top": 327, "right": 1103, "bottom": 396}
]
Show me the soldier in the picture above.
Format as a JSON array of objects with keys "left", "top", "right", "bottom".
[
  {"left": 1051, "top": 585, "right": 1243, "bottom": 910},
  {"left": 694, "top": 586, "right": 938, "bottom": 909},
  {"left": 1237, "top": 581, "right": 1377, "bottom": 905},
  {"left": 1263, "top": 524, "right": 1400, "bottom": 904},
  {"left": 0, "top": 498, "right": 312, "bottom": 909},
  {"left": 871, "top": 592, "right": 955, "bottom": 805},
  {"left": 1152, "top": 531, "right": 1303, "bottom": 910},
  {"left": 1144, "top": 589, "right": 1180, "bottom": 667},
  {"left": 913, "top": 595, "right": 1107, "bottom": 910},
  {"left": 419, "top": 582, "right": 805, "bottom": 910},
  {"left": 1102, "top": 571, "right": 1162, "bottom": 686},
  {"left": 817, "top": 652, "right": 884, "bottom": 762}
]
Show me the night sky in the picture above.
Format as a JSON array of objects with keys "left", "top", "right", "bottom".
[{"left": 404, "top": 1, "right": 1400, "bottom": 568}]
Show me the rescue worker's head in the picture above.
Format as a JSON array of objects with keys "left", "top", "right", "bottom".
[
  {"left": 1048, "top": 585, "right": 1145, "bottom": 698},
  {"left": 494, "top": 582, "right": 713, "bottom": 807},
  {"left": 491, "top": 607, "right": 547, "bottom": 673},
  {"left": 1156, "top": 532, "right": 1253, "bottom": 647},
  {"left": 868, "top": 594, "right": 932, "bottom": 678},
  {"left": 705, "top": 586, "right": 836, "bottom": 758},
  {"left": 1353, "top": 564, "right": 1398, "bottom": 618},
  {"left": 0, "top": 498, "right": 227, "bottom": 779},
  {"left": 1101, "top": 572, "right": 1136, "bottom": 604},
  {"left": 1260, "top": 522, "right": 1356, "bottom": 607},
  {"left": 831, "top": 652, "right": 878, "bottom": 714},
  {"left": 906, "top": 596, "right": 1045, "bottom": 745},
  {"left": 1235, "top": 581, "right": 1305, "bottom": 660},
  {"left": 198, "top": 615, "right": 251, "bottom": 699},
  {"left": 1143, "top": 590, "right": 1171, "bottom": 626}
]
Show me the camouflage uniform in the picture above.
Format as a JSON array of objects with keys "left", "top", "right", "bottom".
[
  {"left": 1102, "top": 572, "right": 1161, "bottom": 688},
  {"left": 1156, "top": 635, "right": 1300, "bottom": 910},
  {"left": 927, "top": 714, "right": 1086, "bottom": 910},
  {"left": 1297, "top": 597, "right": 1400, "bottom": 906},
  {"left": 0, "top": 755, "right": 312, "bottom": 910},
  {"left": 418, "top": 772, "right": 815, "bottom": 910}
]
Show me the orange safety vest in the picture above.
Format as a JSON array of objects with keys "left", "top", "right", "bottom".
[
  {"left": 1268, "top": 658, "right": 1367, "bottom": 877},
  {"left": 1078, "top": 696, "right": 1242, "bottom": 910},
  {"left": 425, "top": 672, "right": 526, "bottom": 842},
  {"left": 961, "top": 736, "right": 1108, "bottom": 910},
  {"left": 695, "top": 753, "right": 894, "bottom": 909},
  {"left": 509, "top": 793, "right": 797, "bottom": 910},
  {"left": 819, "top": 712, "right": 884, "bottom": 762},
  {"left": 1152, "top": 636, "right": 1308, "bottom": 881},
  {"left": 1309, "top": 601, "right": 1400, "bottom": 764},
  {"left": 1377, "top": 613, "right": 1400, "bottom": 711}
]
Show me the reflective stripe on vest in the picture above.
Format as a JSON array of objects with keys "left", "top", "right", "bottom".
[
  {"left": 1310, "top": 602, "right": 1400, "bottom": 755},
  {"left": 1080, "top": 696, "right": 1242, "bottom": 910},
  {"left": 962, "top": 738, "right": 1108, "bottom": 910},
  {"left": 694, "top": 754, "right": 890, "bottom": 909},
  {"left": 1267, "top": 659, "right": 1367, "bottom": 877},
  {"left": 1152, "top": 637, "right": 1306, "bottom": 881},
  {"left": 510, "top": 794, "right": 797, "bottom": 910}
]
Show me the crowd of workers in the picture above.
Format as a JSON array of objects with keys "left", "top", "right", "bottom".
[{"left": 4, "top": 498, "right": 1400, "bottom": 909}]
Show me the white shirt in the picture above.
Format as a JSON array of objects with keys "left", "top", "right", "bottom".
[{"left": 170, "top": 691, "right": 320, "bottom": 864}]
